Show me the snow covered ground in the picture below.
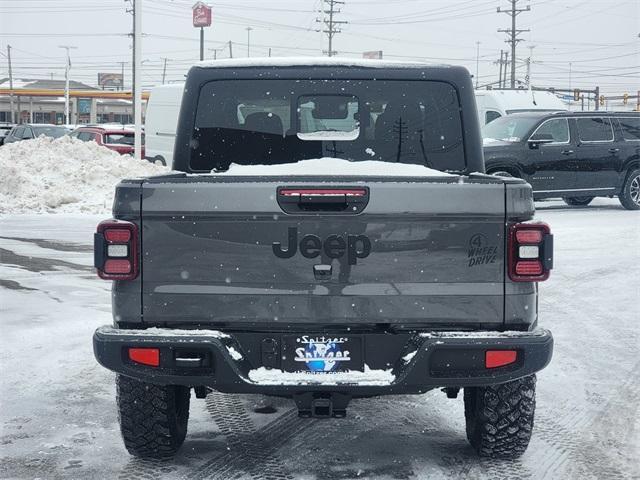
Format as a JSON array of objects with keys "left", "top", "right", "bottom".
[{"left": 0, "top": 198, "right": 638, "bottom": 479}]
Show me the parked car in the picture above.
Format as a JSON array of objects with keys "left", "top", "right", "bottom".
[
  {"left": 3, "top": 124, "right": 68, "bottom": 144},
  {"left": 145, "top": 83, "right": 184, "bottom": 166},
  {"left": 0, "top": 123, "right": 15, "bottom": 146},
  {"left": 482, "top": 111, "right": 640, "bottom": 210},
  {"left": 93, "top": 58, "right": 555, "bottom": 460},
  {"left": 475, "top": 89, "right": 567, "bottom": 126},
  {"left": 70, "top": 125, "right": 145, "bottom": 157}
]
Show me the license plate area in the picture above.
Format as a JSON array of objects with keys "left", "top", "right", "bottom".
[{"left": 281, "top": 334, "right": 364, "bottom": 373}]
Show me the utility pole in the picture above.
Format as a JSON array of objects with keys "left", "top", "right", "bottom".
[
  {"left": 475, "top": 41, "right": 481, "bottom": 89},
  {"left": 246, "top": 26, "right": 253, "bottom": 57},
  {"left": 58, "top": 45, "right": 77, "bottom": 125},
  {"left": 497, "top": 0, "right": 530, "bottom": 88},
  {"left": 161, "top": 57, "right": 168, "bottom": 84},
  {"left": 120, "top": 61, "right": 125, "bottom": 91},
  {"left": 497, "top": 50, "right": 504, "bottom": 89},
  {"left": 228, "top": 40, "right": 233, "bottom": 58},
  {"left": 133, "top": 0, "right": 142, "bottom": 160},
  {"left": 6, "top": 45, "right": 15, "bottom": 124},
  {"left": 126, "top": 0, "right": 136, "bottom": 120},
  {"left": 317, "top": 0, "right": 347, "bottom": 57},
  {"left": 503, "top": 51, "right": 509, "bottom": 88},
  {"left": 568, "top": 62, "right": 572, "bottom": 92}
]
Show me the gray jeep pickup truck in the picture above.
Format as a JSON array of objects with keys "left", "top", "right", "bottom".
[{"left": 93, "top": 59, "right": 554, "bottom": 460}]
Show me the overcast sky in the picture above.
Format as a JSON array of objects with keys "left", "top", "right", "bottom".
[{"left": 0, "top": 0, "right": 638, "bottom": 96}]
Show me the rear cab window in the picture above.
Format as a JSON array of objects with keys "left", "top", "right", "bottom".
[
  {"left": 191, "top": 79, "right": 465, "bottom": 173},
  {"left": 576, "top": 117, "right": 614, "bottom": 142}
]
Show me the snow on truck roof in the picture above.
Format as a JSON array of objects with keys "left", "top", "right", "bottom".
[{"left": 195, "top": 56, "right": 451, "bottom": 70}]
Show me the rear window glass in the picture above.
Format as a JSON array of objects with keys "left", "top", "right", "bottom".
[
  {"left": 32, "top": 126, "right": 67, "bottom": 138},
  {"left": 104, "top": 133, "right": 143, "bottom": 145},
  {"left": 77, "top": 131, "right": 96, "bottom": 142},
  {"left": 576, "top": 117, "right": 613, "bottom": 142},
  {"left": 191, "top": 79, "right": 465, "bottom": 172},
  {"left": 618, "top": 117, "right": 640, "bottom": 141}
]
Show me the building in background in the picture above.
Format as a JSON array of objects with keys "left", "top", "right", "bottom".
[{"left": 0, "top": 78, "right": 144, "bottom": 124}]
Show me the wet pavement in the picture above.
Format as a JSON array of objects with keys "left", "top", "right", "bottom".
[{"left": 1, "top": 202, "right": 638, "bottom": 479}]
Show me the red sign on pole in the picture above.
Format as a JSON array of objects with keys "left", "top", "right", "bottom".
[{"left": 192, "top": 2, "right": 212, "bottom": 28}]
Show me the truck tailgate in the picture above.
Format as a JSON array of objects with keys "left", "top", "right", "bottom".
[{"left": 140, "top": 176, "right": 509, "bottom": 327}]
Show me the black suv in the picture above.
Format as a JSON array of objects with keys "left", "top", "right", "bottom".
[{"left": 482, "top": 111, "right": 640, "bottom": 210}]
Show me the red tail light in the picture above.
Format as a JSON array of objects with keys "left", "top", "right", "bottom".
[
  {"left": 95, "top": 219, "right": 139, "bottom": 280},
  {"left": 485, "top": 350, "right": 517, "bottom": 368},
  {"left": 508, "top": 222, "right": 553, "bottom": 282},
  {"left": 128, "top": 348, "right": 160, "bottom": 367}
]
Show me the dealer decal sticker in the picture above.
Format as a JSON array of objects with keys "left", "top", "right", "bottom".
[{"left": 295, "top": 335, "right": 351, "bottom": 372}]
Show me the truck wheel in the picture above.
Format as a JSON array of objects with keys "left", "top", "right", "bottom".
[
  {"left": 116, "top": 375, "right": 190, "bottom": 458},
  {"left": 464, "top": 375, "right": 536, "bottom": 459},
  {"left": 619, "top": 169, "right": 640, "bottom": 210},
  {"left": 563, "top": 196, "right": 594, "bottom": 206}
]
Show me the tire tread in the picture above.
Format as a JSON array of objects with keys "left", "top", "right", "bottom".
[
  {"left": 116, "top": 375, "right": 189, "bottom": 458},
  {"left": 464, "top": 375, "right": 536, "bottom": 459}
]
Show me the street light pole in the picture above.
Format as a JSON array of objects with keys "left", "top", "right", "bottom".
[
  {"left": 246, "top": 26, "right": 253, "bottom": 57},
  {"left": 475, "top": 41, "right": 480, "bottom": 89},
  {"left": 58, "top": 45, "right": 77, "bottom": 125},
  {"left": 133, "top": 0, "right": 142, "bottom": 160}
]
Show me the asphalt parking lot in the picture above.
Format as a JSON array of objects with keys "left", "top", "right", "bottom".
[{"left": 1, "top": 199, "right": 638, "bottom": 479}]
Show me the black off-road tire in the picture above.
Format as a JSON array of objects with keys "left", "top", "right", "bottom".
[
  {"left": 116, "top": 375, "right": 190, "bottom": 458},
  {"left": 619, "top": 168, "right": 640, "bottom": 210},
  {"left": 563, "top": 196, "right": 594, "bottom": 206},
  {"left": 153, "top": 156, "right": 167, "bottom": 166},
  {"left": 464, "top": 375, "right": 536, "bottom": 459}
]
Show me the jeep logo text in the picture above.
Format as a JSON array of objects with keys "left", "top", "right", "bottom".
[{"left": 272, "top": 227, "right": 371, "bottom": 265}]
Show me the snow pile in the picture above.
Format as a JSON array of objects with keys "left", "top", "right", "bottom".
[
  {"left": 0, "top": 136, "right": 169, "bottom": 214},
  {"left": 216, "top": 158, "right": 453, "bottom": 177},
  {"left": 248, "top": 365, "right": 395, "bottom": 386},
  {"left": 98, "top": 326, "right": 230, "bottom": 338}
]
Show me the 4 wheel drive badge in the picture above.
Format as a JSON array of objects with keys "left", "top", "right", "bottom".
[{"left": 294, "top": 335, "right": 351, "bottom": 372}]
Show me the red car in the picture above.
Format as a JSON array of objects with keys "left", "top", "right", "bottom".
[{"left": 70, "top": 125, "right": 145, "bottom": 157}]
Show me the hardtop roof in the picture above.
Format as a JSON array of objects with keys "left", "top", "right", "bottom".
[
  {"left": 194, "top": 56, "right": 450, "bottom": 70},
  {"left": 503, "top": 110, "right": 640, "bottom": 119}
]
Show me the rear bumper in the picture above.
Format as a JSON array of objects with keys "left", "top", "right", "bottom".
[{"left": 93, "top": 326, "right": 553, "bottom": 396}]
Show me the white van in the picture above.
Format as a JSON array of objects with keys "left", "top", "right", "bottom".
[
  {"left": 145, "top": 83, "right": 184, "bottom": 166},
  {"left": 475, "top": 89, "right": 567, "bottom": 126}
]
